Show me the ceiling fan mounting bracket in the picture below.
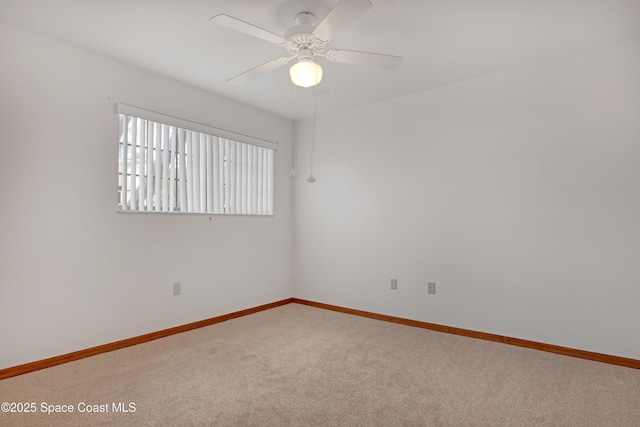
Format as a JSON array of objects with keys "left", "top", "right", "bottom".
[{"left": 295, "top": 12, "right": 316, "bottom": 26}]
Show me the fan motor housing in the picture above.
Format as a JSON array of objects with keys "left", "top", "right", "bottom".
[{"left": 282, "top": 12, "right": 328, "bottom": 54}]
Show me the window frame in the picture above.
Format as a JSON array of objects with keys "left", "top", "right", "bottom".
[{"left": 116, "top": 103, "right": 277, "bottom": 216}]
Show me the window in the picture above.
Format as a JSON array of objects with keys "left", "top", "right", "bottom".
[{"left": 117, "top": 104, "right": 275, "bottom": 215}]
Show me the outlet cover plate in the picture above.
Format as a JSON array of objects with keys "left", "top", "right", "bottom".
[{"left": 428, "top": 282, "right": 436, "bottom": 295}]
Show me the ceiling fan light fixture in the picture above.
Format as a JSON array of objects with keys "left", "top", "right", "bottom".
[{"left": 290, "top": 59, "right": 323, "bottom": 88}]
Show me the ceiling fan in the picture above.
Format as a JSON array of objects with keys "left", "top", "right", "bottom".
[{"left": 211, "top": 0, "right": 402, "bottom": 89}]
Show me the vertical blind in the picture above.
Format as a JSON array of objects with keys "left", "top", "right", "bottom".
[{"left": 118, "top": 114, "right": 275, "bottom": 215}]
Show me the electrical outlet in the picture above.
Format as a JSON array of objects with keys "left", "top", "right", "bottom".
[
  {"left": 390, "top": 279, "right": 398, "bottom": 290},
  {"left": 173, "top": 282, "right": 181, "bottom": 296},
  {"left": 428, "top": 282, "right": 436, "bottom": 295}
]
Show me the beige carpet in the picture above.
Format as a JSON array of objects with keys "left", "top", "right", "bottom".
[{"left": 1, "top": 303, "right": 639, "bottom": 426}]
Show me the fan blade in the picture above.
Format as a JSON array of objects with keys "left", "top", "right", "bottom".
[
  {"left": 326, "top": 49, "right": 402, "bottom": 69},
  {"left": 211, "top": 14, "right": 285, "bottom": 45},
  {"left": 227, "top": 57, "right": 293, "bottom": 85},
  {"left": 313, "top": 0, "right": 372, "bottom": 42}
]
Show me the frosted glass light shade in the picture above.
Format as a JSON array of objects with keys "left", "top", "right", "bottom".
[{"left": 290, "top": 60, "right": 323, "bottom": 88}]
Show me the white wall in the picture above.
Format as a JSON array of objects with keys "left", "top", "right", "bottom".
[
  {"left": 0, "top": 23, "right": 294, "bottom": 370},
  {"left": 293, "top": 40, "right": 640, "bottom": 359}
]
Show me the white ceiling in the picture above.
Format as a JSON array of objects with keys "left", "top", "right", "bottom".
[{"left": 2, "top": 0, "right": 640, "bottom": 119}]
